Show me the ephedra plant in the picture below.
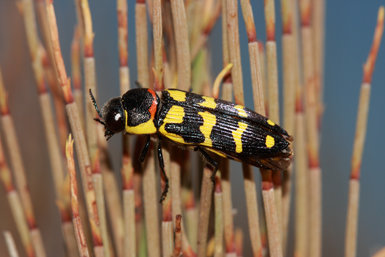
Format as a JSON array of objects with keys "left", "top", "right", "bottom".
[{"left": 0, "top": 1, "right": 385, "bottom": 257}]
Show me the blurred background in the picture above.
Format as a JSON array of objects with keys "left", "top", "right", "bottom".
[{"left": 1, "top": 0, "right": 385, "bottom": 256}]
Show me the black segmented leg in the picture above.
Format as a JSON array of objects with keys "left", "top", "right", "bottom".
[
  {"left": 139, "top": 136, "right": 151, "bottom": 162},
  {"left": 157, "top": 141, "right": 169, "bottom": 203},
  {"left": 196, "top": 146, "right": 219, "bottom": 183}
]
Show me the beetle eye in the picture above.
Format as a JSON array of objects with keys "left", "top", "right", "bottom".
[
  {"left": 101, "top": 97, "right": 125, "bottom": 138},
  {"left": 105, "top": 109, "right": 125, "bottom": 134},
  {"left": 114, "top": 113, "right": 122, "bottom": 121}
]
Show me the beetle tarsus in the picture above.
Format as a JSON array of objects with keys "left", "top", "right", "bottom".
[
  {"left": 196, "top": 146, "right": 219, "bottom": 184},
  {"left": 157, "top": 141, "right": 169, "bottom": 203}
]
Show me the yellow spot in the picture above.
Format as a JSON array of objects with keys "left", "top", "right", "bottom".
[
  {"left": 265, "top": 135, "right": 275, "bottom": 148},
  {"left": 125, "top": 110, "right": 157, "bottom": 134},
  {"left": 199, "top": 96, "right": 217, "bottom": 109},
  {"left": 159, "top": 106, "right": 186, "bottom": 144},
  {"left": 235, "top": 105, "right": 247, "bottom": 117},
  {"left": 267, "top": 119, "right": 275, "bottom": 126},
  {"left": 198, "top": 111, "right": 216, "bottom": 147},
  {"left": 232, "top": 122, "right": 248, "bottom": 153},
  {"left": 168, "top": 90, "right": 186, "bottom": 102}
]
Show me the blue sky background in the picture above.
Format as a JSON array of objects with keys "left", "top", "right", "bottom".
[{"left": 1, "top": 0, "right": 385, "bottom": 256}]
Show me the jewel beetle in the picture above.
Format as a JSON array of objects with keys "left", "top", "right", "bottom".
[{"left": 90, "top": 88, "right": 293, "bottom": 201}]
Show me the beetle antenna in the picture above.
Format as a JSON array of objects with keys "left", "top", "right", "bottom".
[
  {"left": 135, "top": 80, "right": 143, "bottom": 88},
  {"left": 94, "top": 118, "right": 105, "bottom": 126},
  {"left": 89, "top": 89, "right": 103, "bottom": 118}
]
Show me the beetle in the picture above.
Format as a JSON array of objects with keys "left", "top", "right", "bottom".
[{"left": 90, "top": 88, "right": 293, "bottom": 201}]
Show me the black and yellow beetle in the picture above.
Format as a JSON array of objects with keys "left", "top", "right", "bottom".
[{"left": 90, "top": 88, "right": 292, "bottom": 200}]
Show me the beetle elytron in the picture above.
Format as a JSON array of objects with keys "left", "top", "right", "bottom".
[{"left": 90, "top": 88, "right": 293, "bottom": 201}]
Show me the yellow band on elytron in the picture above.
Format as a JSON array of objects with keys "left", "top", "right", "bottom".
[
  {"left": 232, "top": 122, "right": 248, "bottom": 153},
  {"left": 199, "top": 96, "right": 217, "bottom": 109},
  {"left": 235, "top": 105, "right": 247, "bottom": 118},
  {"left": 198, "top": 111, "right": 216, "bottom": 147},
  {"left": 168, "top": 90, "right": 186, "bottom": 102}
]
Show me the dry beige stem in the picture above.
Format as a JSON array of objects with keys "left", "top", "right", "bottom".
[
  {"left": 66, "top": 135, "right": 91, "bottom": 257},
  {"left": 93, "top": 172, "right": 111, "bottom": 257},
  {"left": 345, "top": 9, "right": 384, "bottom": 254},
  {"left": 117, "top": 1, "right": 133, "bottom": 256},
  {"left": 294, "top": 111, "right": 309, "bottom": 257},
  {"left": 3, "top": 231, "right": 20, "bottom": 257},
  {"left": 162, "top": 221, "right": 174, "bottom": 257},
  {"left": 214, "top": 178, "right": 224, "bottom": 257},
  {"left": 152, "top": 0, "right": 163, "bottom": 89},
  {"left": 312, "top": 0, "right": 325, "bottom": 121},
  {"left": 7, "top": 192, "right": 34, "bottom": 257},
  {"left": 170, "top": 0, "right": 191, "bottom": 91},
  {"left": 0, "top": 138, "right": 34, "bottom": 257},
  {"left": 142, "top": 149, "right": 161, "bottom": 257},
  {"left": 61, "top": 221, "right": 79, "bottom": 257},
  {"left": 302, "top": 24, "right": 322, "bottom": 257},
  {"left": 161, "top": 144, "right": 173, "bottom": 257},
  {"left": 261, "top": 171, "right": 282, "bottom": 257},
  {"left": 264, "top": 0, "right": 279, "bottom": 123},
  {"left": 71, "top": 26, "right": 84, "bottom": 131},
  {"left": 0, "top": 73, "right": 46, "bottom": 257},
  {"left": 44, "top": 1, "right": 105, "bottom": 255},
  {"left": 221, "top": 2, "right": 235, "bottom": 254},
  {"left": 136, "top": 1, "right": 150, "bottom": 88},
  {"left": 226, "top": 0, "right": 243, "bottom": 104},
  {"left": 280, "top": 0, "right": 296, "bottom": 250},
  {"left": 172, "top": 215, "right": 183, "bottom": 257},
  {"left": 123, "top": 190, "right": 136, "bottom": 257},
  {"left": 21, "top": 0, "right": 65, "bottom": 216},
  {"left": 220, "top": 83, "right": 236, "bottom": 257},
  {"left": 197, "top": 167, "right": 214, "bottom": 257}
]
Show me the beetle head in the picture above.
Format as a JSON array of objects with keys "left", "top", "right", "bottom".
[{"left": 90, "top": 89, "right": 125, "bottom": 140}]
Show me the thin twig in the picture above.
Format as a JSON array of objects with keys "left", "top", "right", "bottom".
[
  {"left": 0, "top": 69, "right": 46, "bottom": 257},
  {"left": 136, "top": 0, "right": 150, "bottom": 88},
  {"left": 44, "top": 2, "right": 105, "bottom": 255},
  {"left": 345, "top": 7, "right": 384, "bottom": 257},
  {"left": 312, "top": 0, "right": 326, "bottom": 124},
  {"left": 170, "top": 0, "right": 191, "bottom": 91},
  {"left": 197, "top": 166, "right": 214, "bottom": 257},
  {"left": 220, "top": 83, "right": 236, "bottom": 257},
  {"left": 234, "top": 228, "right": 243, "bottom": 257},
  {"left": 172, "top": 215, "right": 183, "bottom": 257},
  {"left": 161, "top": 145, "right": 173, "bottom": 257},
  {"left": 117, "top": 0, "right": 134, "bottom": 256},
  {"left": 214, "top": 175, "right": 224, "bottom": 257},
  {"left": 20, "top": 0, "right": 65, "bottom": 202},
  {"left": 220, "top": 2, "right": 236, "bottom": 255},
  {"left": 66, "top": 135, "right": 91, "bottom": 257},
  {"left": 299, "top": 0, "right": 323, "bottom": 255},
  {"left": 3, "top": 231, "right": 20, "bottom": 257},
  {"left": 71, "top": 26, "right": 85, "bottom": 131},
  {"left": 0, "top": 138, "right": 34, "bottom": 257},
  {"left": 142, "top": 147, "right": 161, "bottom": 257},
  {"left": 280, "top": 0, "right": 296, "bottom": 251}
]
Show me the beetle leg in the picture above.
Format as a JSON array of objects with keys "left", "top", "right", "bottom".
[
  {"left": 196, "top": 147, "right": 219, "bottom": 183},
  {"left": 139, "top": 135, "right": 151, "bottom": 162},
  {"left": 157, "top": 141, "right": 169, "bottom": 203}
]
